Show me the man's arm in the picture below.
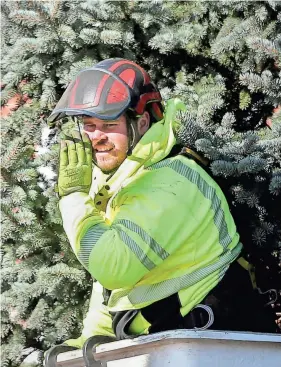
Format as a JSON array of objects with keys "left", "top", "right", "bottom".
[{"left": 59, "top": 190, "right": 156, "bottom": 290}]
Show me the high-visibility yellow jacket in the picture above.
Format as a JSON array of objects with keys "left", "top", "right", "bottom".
[{"left": 59, "top": 99, "right": 242, "bottom": 348}]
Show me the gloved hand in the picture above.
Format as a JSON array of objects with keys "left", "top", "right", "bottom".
[{"left": 58, "top": 130, "right": 92, "bottom": 197}]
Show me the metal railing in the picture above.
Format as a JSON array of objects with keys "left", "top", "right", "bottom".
[{"left": 44, "top": 330, "right": 281, "bottom": 367}]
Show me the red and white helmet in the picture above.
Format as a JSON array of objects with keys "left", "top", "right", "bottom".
[{"left": 48, "top": 58, "right": 163, "bottom": 123}]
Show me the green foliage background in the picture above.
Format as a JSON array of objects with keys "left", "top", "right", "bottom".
[{"left": 1, "top": 1, "right": 281, "bottom": 365}]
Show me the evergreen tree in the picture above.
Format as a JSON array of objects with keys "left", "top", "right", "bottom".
[{"left": 1, "top": 1, "right": 280, "bottom": 365}]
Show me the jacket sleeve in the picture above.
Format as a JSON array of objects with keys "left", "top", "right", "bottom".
[
  {"left": 59, "top": 191, "right": 155, "bottom": 290},
  {"left": 64, "top": 281, "right": 115, "bottom": 348},
  {"left": 59, "top": 170, "right": 197, "bottom": 290}
]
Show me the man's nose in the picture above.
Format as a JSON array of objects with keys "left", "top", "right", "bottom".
[{"left": 85, "top": 129, "right": 107, "bottom": 143}]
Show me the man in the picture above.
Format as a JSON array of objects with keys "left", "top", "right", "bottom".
[{"left": 48, "top": 58, "right": 273, "bottom": 349}]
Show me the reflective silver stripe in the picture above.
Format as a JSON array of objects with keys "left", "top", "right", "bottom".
[
  {"left": 115, "top": 219, "right": 169, "bottom": 261},
  {"left": 109, "top": 242, "right": 243, "bottom": 307},
  {"left": 79, "top": 224, "right": 107, "bottom": 268},
  {"left": 80, "top": 223, "right": 156, "bottom": 271},
  {"left": 117, "top": 229, "right": 156, "bottom": 271},
  {"left": 148, "top": 158, "right": 233, "bottom": 249}
]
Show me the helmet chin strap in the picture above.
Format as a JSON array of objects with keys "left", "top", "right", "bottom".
[{"left": 126, "top": 122, "right": 138, "bottom": 156}]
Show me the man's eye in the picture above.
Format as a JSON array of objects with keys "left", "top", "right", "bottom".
[
  {"left": 83, "top": 124, "right": 95, "bottom": 131},
  {"left": 105, "top": 124, "right": 117, "bottom": 128}
]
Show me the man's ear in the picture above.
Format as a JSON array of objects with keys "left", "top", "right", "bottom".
[{"left": 137, "top": 111, "right": 150, "bottom": 136}]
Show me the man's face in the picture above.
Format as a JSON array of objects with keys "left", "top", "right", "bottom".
[{"left": 82, "top": 115, "right": 129, "bottom": 173}]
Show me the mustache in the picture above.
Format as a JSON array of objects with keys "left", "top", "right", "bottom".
[{"left": 93, "top": 143, "right": 115, "bottom": 150}]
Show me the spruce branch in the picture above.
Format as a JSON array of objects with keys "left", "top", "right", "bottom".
[
  {"left": 269, "top": 172, "right": 281, "bottom": 195},
  {"left": 9, "top": 10, "right": 44, "bottom": 27}
]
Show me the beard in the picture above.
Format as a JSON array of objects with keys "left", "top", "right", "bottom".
[{"left": 93, "top": 144, "right": 128, "bottom": 173}]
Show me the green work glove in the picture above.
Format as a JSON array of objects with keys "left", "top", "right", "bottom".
[{"left": 58, "top": 130, "right": 92, "bottom": 197}]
